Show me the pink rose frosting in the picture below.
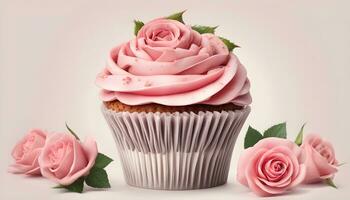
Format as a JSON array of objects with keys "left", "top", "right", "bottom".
[
  {"left": 96, "top": 18, "right": 251, "bottom": 106},
  {"left": 38, "top": 133, "right": 98, "bottom": 185},
  {"left": 237, "top": 138, "right": 306, "bottom": 196},
  {"left": 301, "top": 134, "right": 338, "bottom": 183},
  {"left": 9, "top": 129, "right": 47, "bottom": 175}
]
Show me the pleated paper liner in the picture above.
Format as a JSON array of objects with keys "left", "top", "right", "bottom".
[{"left": 102, "top": 105, "right": 250, "bottom": 190}]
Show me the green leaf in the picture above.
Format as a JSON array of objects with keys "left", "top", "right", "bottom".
[
  {"left": 324, "top": 178, "right": 337, "bottom": 189},
  {"left": 219, "top": 37, "right": 239, "bottom": 52},
  {"left": 65, "top": 122, "right": 80, "bottom": 140},
  {"left": 94, "top": 153, "right": 113, "bottom": 169},
  {"left": 52, "top": 185, "right": 64, "bottom": 189},
  {"left": 244, "top": 126, "right": 263, "bottom": 149},
  {"left": 62, "top": 177, "right": 85, "bottom": 193},
  {"left": 134, "top": 20, "right": 144, "bottom": 36},
  {"left": 295, "top": 123, "right": 306, "bottom": 146},
  {"left": 191, "top": 25, "right": 218, "bottom": 34},
  {"left": 263, "top": 122, "right": 287, "bottom": 139},
  {"left": 85, "top": 167, "right": 111, "bottom": 188},
  {"left": 166, "top": 10, "right": 186, "bottom": 23}
]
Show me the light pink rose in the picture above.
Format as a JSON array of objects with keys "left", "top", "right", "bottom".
[
  {"left": 301, "top": 134, "right": 338, "bottom": 183},
  {"left": 9, "top": 129, "right": 47, "bottom": 175},
  {"left": 237, "top": 138, "right": 306, "bottom": 196},
  {"left": 121, "top": 18, "right": 208, "bottom": 76},
  {"left": 38, "top": 133, "right": 98, "bottom": 185}
]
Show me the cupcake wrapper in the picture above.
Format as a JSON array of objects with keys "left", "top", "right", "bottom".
[{"left": 101, "top": 105, "right": 250, "bottom": 190}]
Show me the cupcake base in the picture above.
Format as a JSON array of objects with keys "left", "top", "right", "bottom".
[
  {"left": 119, "top": 150, "right": 232, "bottom": 190},
  {"left": 102, "top": 105, "right": 250, "bottom": 190}
]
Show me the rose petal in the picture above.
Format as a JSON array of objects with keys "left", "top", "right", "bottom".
[
  {"left": 245, "top": 148, "right": 271, "bottom": 196},
  {"left": 237, "top": 147, "right": 259, "bottom": 186},
  {"left": 311, "top": 148, "right": 338, "bottom": 178},
  {"left": 50, "top": 142, "right": 74, "bottom": 179},
  {"left": 57, "top": 137, "right": 98, "bottom": 185},
  {"left": 67, "top": 139, "right": 88, "bottom": 176}
]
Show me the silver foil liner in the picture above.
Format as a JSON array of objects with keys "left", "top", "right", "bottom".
[{"left": 101, "top": 105, "right": 250, "bottom": 190}]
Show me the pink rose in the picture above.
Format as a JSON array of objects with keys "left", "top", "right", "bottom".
[
  {"left": 38, "top": 133, "right": 98, "bottom": 185},
  {"left": 301, "top": 134, "right": 338, "bottom": 183},
  {"left": 9, "top": 129, "right": 47, "bottom": 175},
  {"left": 237, "top": 138, "right": 306, "bottom": 196},
  {"left": 117, "top": 18, "right": 229, "bottom": 76},
  {"left": 120, "top": 18, "right": 213, "bottom": 76}
]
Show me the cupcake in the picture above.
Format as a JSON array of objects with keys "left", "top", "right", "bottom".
[{"left": 96, "top": 11, "right": 252, "bottom": 190}]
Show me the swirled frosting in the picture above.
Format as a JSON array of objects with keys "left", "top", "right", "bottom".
[{"left": 96, "top": 18, "right": 251, "bottom": 106}]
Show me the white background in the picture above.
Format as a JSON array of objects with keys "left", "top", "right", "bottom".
[{"left": 1, "top": 0, "right": 349, "bottom": 199}]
